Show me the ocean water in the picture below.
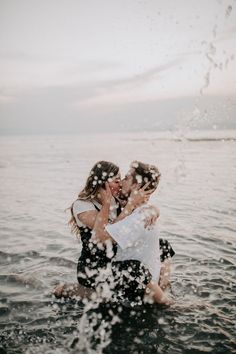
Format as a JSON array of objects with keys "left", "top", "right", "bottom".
[{"left": 0, "top": 131, "right": 235, "bottom": 354}]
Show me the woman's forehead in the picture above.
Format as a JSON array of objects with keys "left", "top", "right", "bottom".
[
  {"left": 110, "top": 172, "right": 121, "bottom": 180},
  {"left": 115, "top": 172, "right": 121, "bottom": 179}
]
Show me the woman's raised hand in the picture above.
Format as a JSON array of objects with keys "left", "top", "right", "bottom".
[
  {"left": 98, "top": 182, "right": 113, "bottom": 206},
  {"left": 128, "top": 182, "right": 154, "bottom": 208},
  {"left": 142, "top": 205, "right": 160, "bottom": 228}
]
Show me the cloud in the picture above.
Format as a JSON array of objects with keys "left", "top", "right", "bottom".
[
  {"left": 0, "top": 57, "right": 185, "bottom": 110},
  {"left": 73, "top": 58, "right": 185, "bottom": 107}
]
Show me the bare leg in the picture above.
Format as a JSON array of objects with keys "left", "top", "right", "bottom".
[
  {"left": 159, "top": 259, "right": 171, "bottom": 291},
  {"left": 53, "top": 282, "right": 94, "bottom": 299}
]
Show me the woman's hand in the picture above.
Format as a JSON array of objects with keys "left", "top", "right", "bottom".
[
  {"left": 142, "top": 205, "right": 160, "bottom": 228},
  {"left": 92, "top": 182, "right": 115, "bottom": 243},
  {"left": 128, "top": 183, "right": 154, "bottom": 209},
  {"left": 97, "top": 182, "right": 112, "bottom": 207}
]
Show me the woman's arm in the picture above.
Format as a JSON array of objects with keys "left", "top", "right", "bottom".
[
  {"left": 77, "top": 208, "right": 114, "bottom": 244},
  {"left": 78, "top": 210, "right": 99, "bottom": 230},
  {"left": 91, "top": 202, "right": 115, "bottom": 243},
  {"left": 78, "top": 207, "right": 115, "bottom": 244},
  {"left": 92, "top": 184, "right": 117, "bottom": 243},
  {"left": 78, "top": 183, "right": 115, "bottom": 244}
]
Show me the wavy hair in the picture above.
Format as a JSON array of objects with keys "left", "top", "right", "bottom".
[{"left": 69, "top": 161, "right": 119, "bottom": 237}]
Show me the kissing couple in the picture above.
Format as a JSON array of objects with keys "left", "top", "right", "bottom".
[{"left": 54, "top": 160, "right": 175, "bottom": 305}]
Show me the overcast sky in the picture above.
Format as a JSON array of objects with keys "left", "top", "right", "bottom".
[{"left": 0, "top": 0, "right": 236, "bottom": 134}]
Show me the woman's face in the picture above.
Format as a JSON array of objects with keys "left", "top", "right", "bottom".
[{"left": 108, "top": 172, "right": 121, "bottom": 197}]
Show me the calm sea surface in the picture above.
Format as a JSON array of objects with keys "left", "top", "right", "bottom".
[{"left": 0, "top": 131, "right": 235, "bottom": 353}]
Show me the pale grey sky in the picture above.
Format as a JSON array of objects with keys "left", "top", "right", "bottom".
[{"left": 0, "top": 0, "right": 236, "bottom": 134}]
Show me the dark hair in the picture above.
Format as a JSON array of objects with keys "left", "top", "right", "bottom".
[
  {"left": 130, "top": 160, "right": 161, "bottom": 191},
  {"left": 69, "top": 161, "right": 119, "bottom": 237},
  {"left": 78, "top": 161, "right": 119, "bottom": 200}
]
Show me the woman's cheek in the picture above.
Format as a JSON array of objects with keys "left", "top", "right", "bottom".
[{"left": 109, "top": 182, "right": 119, "bottom": 196}]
